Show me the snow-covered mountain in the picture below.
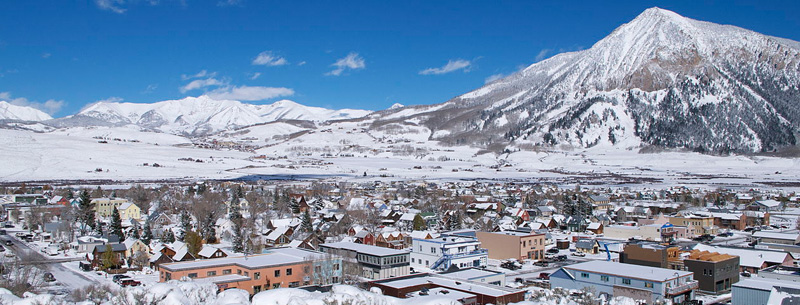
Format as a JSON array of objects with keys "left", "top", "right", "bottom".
[
  {"left": 47, "top": 96, "right": 371, "bottom": 136},
  {"left": 0, "top": 101, "right": 53, "bottom": 121},
  {"left": 369, "top": 7, "right": 800, "bottom": 154}
]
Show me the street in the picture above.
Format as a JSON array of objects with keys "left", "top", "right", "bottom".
[{"left": 1, "top": 234, "right": 98, "bottom": 291}]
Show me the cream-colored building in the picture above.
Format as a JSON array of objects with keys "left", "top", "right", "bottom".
[
  {"left": 603, "top": 224, "right": 664, "bottom": 241},
  {"left": 475, "top": 231, "right": 546, "bottom": 261},
  {"left": 669, "top": 213, "right": 717, "bottom": 235},
  {"left": 92, "top": 198, "right": 141, "bottom": 220}
]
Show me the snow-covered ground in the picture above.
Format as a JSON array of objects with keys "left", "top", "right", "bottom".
[{"left": 1, "top": 125, "right": 799, "bottom": 192}]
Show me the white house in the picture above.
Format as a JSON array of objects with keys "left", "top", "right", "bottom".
[{"left": 410, "top": 236, "right": 488, "bottom": 271}]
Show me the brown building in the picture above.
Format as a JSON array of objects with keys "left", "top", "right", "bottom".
[
  {"left": 683, "top": 250, "right": 740, "bottom": 294},
  {"left": 475, "top": 231, "right": 545, "bottom": 261},
  {"left": 369, "top": 273, "right": 526, "bottom": 305},
  {"left": 620, "top": 243, "right": 674, "bottom": 268},
  {"left": 159, "top": 247, "right": 342, "bottom": 295}
]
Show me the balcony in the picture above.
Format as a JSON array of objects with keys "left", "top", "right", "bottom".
[{"left": 666, "top": 280, "right": 699, "bottom": 295}]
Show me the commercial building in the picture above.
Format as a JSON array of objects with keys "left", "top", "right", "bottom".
[
  {"left": 732, "top": 265, "right": 800, "bottom": 305},
  {"left": 369, "top": 273, "right": 525, "bottom": 305},
  {"left": 474, "top": 231, "right": 545, "bottom": 261},
  {"left": 550, "top": 261, "right": 697, "bottom": 304},
  {"left": 319, "top": 241, "right": 410, "bottom": 280},
  {"left": 410, "top": 236, "right": 488, "bottom": 271},
  {"left": 439, "top": 268, "right": 505, "bottom": 286},
  {"left": 159, "top": 247, "right": 342, "bottom": 295},
  {"left": 669, "top": 213, "right": 717, "bottom": 236}
]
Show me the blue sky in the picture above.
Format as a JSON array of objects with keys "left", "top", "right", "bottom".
[{"left": 1, "top": 0, "right": 799, "bottom": 117}]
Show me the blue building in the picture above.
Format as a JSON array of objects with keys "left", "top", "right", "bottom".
[{"left": 550, "top": 261, "right": 697, "bottom": 303}]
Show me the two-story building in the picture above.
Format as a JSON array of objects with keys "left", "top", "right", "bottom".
[
  {"left": 410, "top": 236, "right": 488, "bottom": 271},
  {"left": 550, "top": 261, "right": 697, "bottom": 304},
  {"left": 474, "top": 231, "right": 545, "bottom": 261},
  {"left": 319, "top": 241, "right": 410, "bottom": 280},
  {"left": 669, "top": 213, "right": 718, "bottom": 236},
  {"left": 158, "top": 247, "right": 342, "bottom": 295}
]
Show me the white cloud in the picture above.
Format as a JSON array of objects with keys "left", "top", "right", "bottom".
[
  {"left": 485, "top": 73, "right": 505, "bottom": 84},
  {"left": 298, "top": 61, "right": 307, "bottom": 66},
  {"left": 95, "top": 0, "right": 126, "bottom": 13},
  {"left": 218, "top": 0, "right": 242, "bottom": 6},
  {"left": 326, "top": 52, "right": 365, "bottom": 76},
  {"left": 252, "top": 51, "right": 288, "bottom": 66},
  {"left": 207, "top": 85, "right": 294, "bottom": 101},
  {"left": 0, "top": 92, "right": 65, "bottom": 115},
  {"left": 250, "top": 72, "right": 261, "bottom": 80},
  {"left": 419, "top": 59, "right": 472, "bottom": 75},
  {"left": 142, "top": 84, "right": 158, "bottom": 94},
  {"left": 180, "top": 78, "right": 223, "bottom": 93},
  {"left": 96, "top": 97, "right": 124, "bottom": 104},
  {"left": 42, "top": 53, "right": 51, "bottom": 59},
  {"left": 181, "top": 70, "right": 216, "bottom": 80},
  {"left": 535, "top": 49, "right": 551, "bottom": 62}
]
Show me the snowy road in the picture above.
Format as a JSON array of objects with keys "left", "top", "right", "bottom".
[{"left": 2, "top": 234, "right": 98, "bottom": 290}]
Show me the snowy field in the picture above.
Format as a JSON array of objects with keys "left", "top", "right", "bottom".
[{"left": 0, "top": 126, "right": 799, "bottom": 191}]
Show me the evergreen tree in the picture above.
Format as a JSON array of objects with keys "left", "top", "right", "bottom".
[
  {"left": 162, "top": 230, "right": 175, "bottom": 243},
  {"left": 78, "top": 189, "right": 96, "bottom": 235},
  {"left": 203, "top": 214, "right": 218, "bottom": 244},
  {"left": 447, "top": 212, "right": 461, "bottom": 231},
  {"left": 301, "top": 210, "right": 313, "bottom": 232},
  {"left": 142, "top": 221, "right": 153, "bottom": 245},
  {"left": 94, "top": 221, "right": 104, "bottom": 236},
  {"left": 196, "top": 183, "right": 206, "bottom": 195},
  {"left": 290, "top": 197, "right": 300, "bottom": 214},
  {"left": 65, "top": 189, "right": 74, "bottom": 199},
  {"left": 110, "top": 207, "right": 124, "bottom": 239},
  {"left": 229, "top": 196, "right": 245, "bottom": 253},
  {"left": 179, "top": 210, "right": 191, "bottom": 241},
  {"left": 129, "top": 222, "right": 141, "bottom": 240},
  {"left": 413, "top": 214, "right": 427, "bottom": 231}
]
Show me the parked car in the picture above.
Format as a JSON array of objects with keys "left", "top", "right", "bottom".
[
  {"left": 44, "top": 272, "right": 56, "bottom": 282},
  {"left": 717, "top": 232, "right": 733, "bottom": 237},
  {"left": 0, "top": 245, "right": 5, "bottom": 252},
  {"left": 119, "top": 279, "right": 141, "bottom": 287},
  {"left": 571, "top": 252, "right": 586, "bottom": 257},
  {"left": 112, "top": 274, "right": 132, "bottom": 284},
  {"left": 555, "top": 255, "right": 568, "bottom": 261},
  {"left": 79, "top": 262, "right": 93, "bottom": 272},
  {"left": 546, "top": 248, "right": 560, "bottom": 254},
  {"left": 4, "top": 240, "right": 12, "bottom": 246},
  {"left": 500, "top": 259, "right": 522, "bottom": 270},
  {"left": 533, "top": 260, "right": 549, "bottom": 267},
  {"left": 538, "top": 272, "right": 550, "bottom": 280}
]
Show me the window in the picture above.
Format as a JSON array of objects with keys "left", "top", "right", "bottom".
[
  {"left": 334, "top": 264, "right": 340, "bottom": 270},
  {"left": 207, "top": 271, "right": 217, "bottom": 276},
  {"left": 254, "top": 272, "right": 260, "bottom": 280},
  {"left": 622, "top": 278, "right": 631, "bottom": 285},
  {"left": 188, "top": 273, "right": 197, "bottom": 279},
  {"left": 253, "top": 285, "right": 261, "bottom": 293},
  {"left": 601, "top": 275, "right": 609, "bottom": 282},
  {"left": 164, "top": 273, "right": 171, "bottom": 281},
  {"left": 244, "top": 271, "right": 249, "bottom": 277},
  {"left": 237, "top": 270, "right": 241, "bottom": 275},
  {"left": 304, "top": 266, "right": 310, "bottom": 274},
  {"left": 223, "top": 269, "right": 232, "bottom": 275},
  {"left": 581, "top": 273, "right": 589, "bottom": 278},
  {"left": 286, "top": 268, "right": 293, "bottom": 276},
  {"left": 315, "top": 266, "right": 321, "bottom": 273},
  {"left": 289, "top": 281, "right": 300, "bottom": 288},
  {"left": 275, "top": 270, "right": 281, "bottom": 277},
  {"left": 272, "top": 283, "right": 281, "bottom": 289},
  {"left": 645, "top": 282, "right": 653, "bottom": 288}
]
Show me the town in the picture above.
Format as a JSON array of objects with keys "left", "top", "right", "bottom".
[{"left": 0, "top": 180, "right": 797, "bottom": 304}]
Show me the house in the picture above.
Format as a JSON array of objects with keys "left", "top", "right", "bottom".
[
  {"left": 749, "top": 200, "right": 783, "bottom": 212},
  {"left": 589, "top": 195, "right": 611, "bottom": 205},
  {"left": 550, "top": 261, "right": 697, "bottom": 304},
  {"left": 123, "top": 238, "right": 149, "bottom": 259},
  {"left": 320, "top": 241, "right": 410, "bottom": 280},
  {"left": 117, "top": 202, "right": 142, "bottom": 221},
  {"left": 575, "top": 239, "right": 600, "bottom": 255},
  {"left": 92, "top": 198, "right": 132, "bottom": 218},
  {"left": 353, "top": 229, "right": 375, "bottom": 246},
  {"left": 475, "top": 231, "right": 545, "bottom": 261},
  {"left": 91, "top": 243, "right": 127, "bottom": 269},
  {"left": 410, "top": 236, "right": 488, "bottom": 271},
  {"left": 375, "top": 231, "right": 406, "bottom": 249},
  {"left": 264, "top": 226, "right": 294, "bottom": 247},
  {"left": 586, "top": 222, "right": 603, "bottom": 234},
  {"left": 198, "top": 245, "right": 228, "bottom": 260},
  {"left": 159, "top": 247, "right": 342, "bottom": 295}
]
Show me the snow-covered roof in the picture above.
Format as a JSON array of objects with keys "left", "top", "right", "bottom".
[
  {"left": 753, "top": 231, "right": 799, "bottom": 241},
  {"left": 399, "top": 213, "right": 417, "bottom": 221},
  {"left": 198, "top": 245, "right": 225, "bottom": 258},
  {"left": 756, "top": 200, "right": 782, "bottom": 208},
  {"left": 587, "top": 222, "right": 602, "bottom": 230},
  {"left": 161, "top": 248, "right": 326, "bottom": 272},
  {"left": 321, "top": 241, "right": 409, "bottom": 257},
  {"left": 563, "top": 261, "right": 692, "bottom": 282},
  {"left": 694, "top": 244, "right": 788, "bottom": 268},
  {"left": 376, "top": 275, "right": 520, "bottom": 297}
]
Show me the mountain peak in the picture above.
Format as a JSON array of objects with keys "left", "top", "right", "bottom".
[
  {"left": 0, "top": 101, "right": 53, "bottom": 121},
  {"left": 635, "top": 7, "right": 684, "bottom": 22}
]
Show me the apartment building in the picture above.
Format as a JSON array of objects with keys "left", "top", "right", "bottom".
[
  {"left": 159, "top": 247, "right": 342, "bottom": 295},
  {"left": 669, "top": 213, "right": 718, "bottom": 236},
  {"left": 551, "top": 261, "right": 697, "bottom": 304},
  {"left": 319, "top": 241, "right": 410, "bottom": 280},
  {"left": 474, "top": 231, "right": 545, "bottom": 261},
  {"left": 410, "top": 236, "right": 488, "bottom": 271}
]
